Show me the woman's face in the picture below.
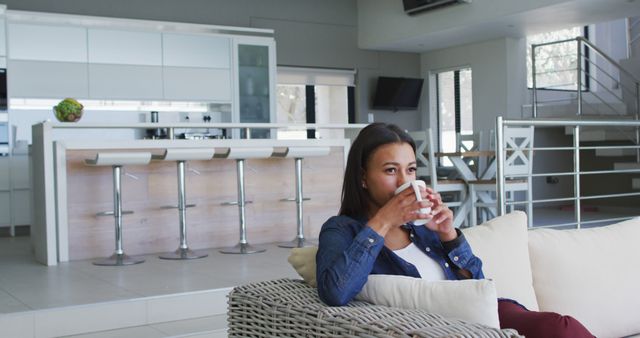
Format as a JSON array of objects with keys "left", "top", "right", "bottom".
[{"left": 362, "top": 142, "right": 417, "bottom": 215}]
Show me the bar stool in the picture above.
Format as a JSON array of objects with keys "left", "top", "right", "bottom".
[
  {"left": 220, "top": 147, "right": 274, "bottom": 254},
  {"left": 153, "top": 148, "right": 214, "bottom": 260},
  {"left": 272, "top": 147, "right": 331, "bottom": 248},
  {"left": 85, "top": 152, "right": 152, "bottom": 266}
]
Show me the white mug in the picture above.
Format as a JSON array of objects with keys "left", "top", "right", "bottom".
[{"left": 394, "top": 180, "right": 431, "bottom": 225}]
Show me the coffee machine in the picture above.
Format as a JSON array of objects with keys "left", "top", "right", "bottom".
[{"left": 146, "top": 111, "right": 168, "bottom": 139}]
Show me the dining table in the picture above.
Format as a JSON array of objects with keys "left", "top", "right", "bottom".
[
  {"left": 433, "top": 150, "right": 497, "bottom": 227},
  {"left": 434, "top": 150, "right": 496, "bottom": 182}
]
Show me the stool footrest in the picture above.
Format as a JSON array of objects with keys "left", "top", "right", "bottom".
[
  {"left": 279, "top": 197, "right": 311, "bottom": 202},
  {"left": 221, "top": 201, "right": 253, "bottom": 206},
  {"left": 160, "top": 204, "right": 196, "bottom": 209},
  {"left": 96, "top": 210, "right": 134, "bottom": 217}
]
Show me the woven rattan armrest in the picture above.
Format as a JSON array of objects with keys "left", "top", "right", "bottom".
[{"left": 227, "top": 278, "right": 522, "bottom": 338}]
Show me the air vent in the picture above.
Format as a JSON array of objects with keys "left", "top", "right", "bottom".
[{"left": 403, "top": 0, "right": 471, "bottom": 15}]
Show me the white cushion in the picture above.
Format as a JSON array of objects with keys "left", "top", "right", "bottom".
[
  {"left": 528, "top": 217, "right": 640, "bottom": 338},
  {"left": 356, "top": 274, "right": 499, "bottom": 329},
  {"left": 287, "top": 246, "right": 318, "bottom": 287},
  {"left": 462, "top": 211, "right": 539, "bottom": 311}
]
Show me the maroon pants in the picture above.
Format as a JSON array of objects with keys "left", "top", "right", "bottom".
[{"left": 498, "top": 299, "right": 594, "bottom": 338}]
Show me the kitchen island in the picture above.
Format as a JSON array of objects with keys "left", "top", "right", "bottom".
[{"left": 32, "top": 122, "right": 364, "bottom": 265}]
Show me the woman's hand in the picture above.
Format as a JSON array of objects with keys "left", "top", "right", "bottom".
[
  {"left": 367, "top": 187, "right": 432, "bottom": 237},
  {"left": 422, "top": 188, "right": 457, "bottom": 242}
]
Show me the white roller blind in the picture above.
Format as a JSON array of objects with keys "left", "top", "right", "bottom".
[{"left": 277, "top": 66, "right": 355, "bottom": 86}]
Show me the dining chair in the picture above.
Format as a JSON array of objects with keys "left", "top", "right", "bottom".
[
  {"left": 457, "top": 132, "right": 482, "bottom": 176},
  {"left": 468, "top": 126, "right": 534, "bottom": 227},
  {"left": 409, "top": 129, "right": 468, "bottom": 227},
  {"left": 457, "top": 132, "right": 479, "bottom": 153}
]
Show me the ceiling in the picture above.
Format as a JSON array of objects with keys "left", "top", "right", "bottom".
[{"left": 364, "top": 0, "right": 640, "bottom": 53}]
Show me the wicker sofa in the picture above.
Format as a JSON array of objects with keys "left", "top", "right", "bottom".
[{"left": 227, "top": 278, "right": 521, "bottom": 337}]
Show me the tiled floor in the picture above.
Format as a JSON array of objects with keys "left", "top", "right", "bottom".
[
  {"left": 61, "top": 315, "right": 228, "bottom": 338},
  {"left": 0, "top": 238, "right": 298, "bottom": 314},
  {"left": 0, "top": 237, "right": 300, "bottom": 337}
]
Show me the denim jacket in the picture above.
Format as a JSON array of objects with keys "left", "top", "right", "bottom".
[{"left": 316, "top": 215, "right": 484, "bottom": 306}]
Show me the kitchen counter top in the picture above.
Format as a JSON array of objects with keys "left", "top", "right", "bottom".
[{"left": 31, "top": 121, "right": 366, "bottom": 265}]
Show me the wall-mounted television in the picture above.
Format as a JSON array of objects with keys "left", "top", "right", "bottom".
[{"left": 372, "top": 76, "right": 424, "bottom": 111}]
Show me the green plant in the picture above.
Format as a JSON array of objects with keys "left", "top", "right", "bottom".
[{"left": 54, "top": 98, "right": 84, "bottom": 122}]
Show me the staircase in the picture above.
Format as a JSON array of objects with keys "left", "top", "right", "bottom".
[{"left": 531, "top": 33, "right": 640, "bottom": 190}]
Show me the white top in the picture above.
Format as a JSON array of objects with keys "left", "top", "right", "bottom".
[
  {"left": 393, "top": 242, "right": 446, "bottom": 282},
  {"left": 85, "top": 152, "right": 152, "bottom": 166}
]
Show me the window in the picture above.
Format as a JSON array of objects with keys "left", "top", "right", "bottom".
[
  {"left": 436, "top": 68, "right": 473, "bottom": 166},
  {"left": 276, "top": 85, "right": 307, "bottom": 139},
  {"left": 527, "top": 26, "right": 588, "bottom": 90},
  {"left": 276, "top": 67, "right": 354, "bottom": 140}
]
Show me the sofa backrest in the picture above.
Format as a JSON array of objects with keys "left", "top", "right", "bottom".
[
  {"left": 462, "top": 211, "right": 539, "bottom": 311},
  {"left": 528, "top": 217, "right": 640, "bottom": 338}
]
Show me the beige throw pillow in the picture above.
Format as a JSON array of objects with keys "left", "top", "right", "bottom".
[
  {"left": 462, "top": 211, "right": 539, "bottom": 311},
  {"left": 356, "top": 274, "right": 500, "bottom": 329},
  {"left": 287, "top": 246, "right": 318, "bottom": 287},
  {"left": 528, "top": 217, "right": 640, "bottom": 338}
]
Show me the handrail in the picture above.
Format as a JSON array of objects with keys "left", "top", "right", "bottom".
[
  {"left": 496, "top": 118, "right": 640, "bottom": 229},
  {"left": 531, "top": 36, "right": 640, "bottom": 160},
  {"left": 577, "top": 37, "right": 640, "bottom": 83},
  {"left": 584, "top": 56, "right": 638, "bottom": 98}
]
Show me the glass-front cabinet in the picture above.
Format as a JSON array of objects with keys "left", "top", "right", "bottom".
[{"left": 233, "top": 37, "right": 276, "bottom": 139}]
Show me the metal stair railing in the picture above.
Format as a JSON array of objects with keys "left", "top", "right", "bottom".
[
  {"left": 628, "top": 17, "right": 640, "bottom": 58},
  {"left": 531, "top": 36, "right": 640, "bottom": 162},
  {"left": 495, "top": 117, "right": 640, "bottom": 229}
]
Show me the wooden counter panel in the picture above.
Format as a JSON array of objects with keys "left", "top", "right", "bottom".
[{"left": 65, "top": 148, "right": 344, "bottom": 260}]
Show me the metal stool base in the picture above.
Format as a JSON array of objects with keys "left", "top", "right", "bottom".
[
  {"left": 159, "top": 248, "right": 209, "bottom": 260},
  {"left": 277, "top": 237, "right": 317, "bottom": 248},
  {"left": 93, "top": 253, "right": 145, "bottom": 266},
  {"left": 220, "top": 243, "right": 266, "bottom": 254}
]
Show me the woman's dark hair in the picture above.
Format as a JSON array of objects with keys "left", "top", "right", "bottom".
[{"left": 339, "top": 123, "right": 416, "bottom": 218}]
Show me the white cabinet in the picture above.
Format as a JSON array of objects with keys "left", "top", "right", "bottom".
[
  {"left": 0, "top": 155, "right": 31, "bottom": 228},
  {"left": 10, "top": 154, "right": 29, "bottom": 190},
  {"left": 8, "top": 23, "right": 87, "bottom": 62},
  {"left": 163, "top": 67, "right": 231, "bottom": 101},
  {"left": 6, "top": 16, "right": 277, "bottom": 131},
  {"left": 162, "top": 33, "right": 232, "bottom": 102},
  {"left": 0, "top": 192, "right": 9, "bottom": 226},
  {"left": 233, "top": 37, "right": 277, "bottom": 138},
  {"left": 10, "top": 155, "right": 30, "bottom": 226},
  {"left": 8, "top": 60, "right": 89, "bottom": 99},
  {"left": 0, "top": 156, "right": 9, "bottom": 190},
  {"left": 88, "top": 29, "right": 162, "bottom": 66},
  {"left": 87, "top": 29, "right": 163, "bottom": 99},
  {"left": 11, "top": 190, "right": 31, "bottom": 226},
  {"left": 7, "top": 23, "right": 89, "bottom": 99},
  {"left": 163, "top": 33, "right": 231, "bottom": 68},
  {"left": 0, "top": 157, "right": 9, "bottom": 226},
  {"left": 0, "top": 19, "right": 6, "bottom": 56},
  {"left": 89, "top": 64, "right": 163, "bottom": 100}
]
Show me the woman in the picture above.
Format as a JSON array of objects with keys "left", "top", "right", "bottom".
[{"left": 316, "top": 123, "right": 593, "bottom": 338}]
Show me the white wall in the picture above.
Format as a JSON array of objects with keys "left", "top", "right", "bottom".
[{"left": 420, "top": 37, "right": 527, "bottom": 134}]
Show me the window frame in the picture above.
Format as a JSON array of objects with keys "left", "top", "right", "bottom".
[{"left": 527, "top": 26, "right": 591, "bottom": 92}]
